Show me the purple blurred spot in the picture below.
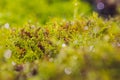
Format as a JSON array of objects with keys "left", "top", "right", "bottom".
[{"left": 97, "top": 2, "right": 105, "bottom": 10}]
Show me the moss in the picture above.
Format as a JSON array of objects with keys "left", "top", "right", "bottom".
[{"left": 0, "top": 13, "right": 120, "bottom": 80}]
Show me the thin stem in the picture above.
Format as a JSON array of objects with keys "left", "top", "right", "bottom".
[{"left": 74, "top": 0, "right": 79, "bottom": 20}]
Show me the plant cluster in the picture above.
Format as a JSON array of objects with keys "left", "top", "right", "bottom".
[{"left": 0, "top": 13, "right": 120, "bottom": 80}]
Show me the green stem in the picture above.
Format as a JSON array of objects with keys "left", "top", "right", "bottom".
[{"left": 74, "top": 0, "right": 79, "bottom": 20}]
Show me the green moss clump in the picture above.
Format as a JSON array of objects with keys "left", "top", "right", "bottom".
[{"left": 0, "top": 13, "right": 120, "bottom": 80}]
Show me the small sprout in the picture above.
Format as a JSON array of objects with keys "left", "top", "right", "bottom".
[
  {"left": 74, "top": 0, "right": 79, "bottom": 19},
  {"left": 64, "top": 67, "right": 72, "bottom": 75},
  {"left": 4, "top": 49, "right": 12, "bottom": 59},
  {"left": 4, "top": 23, "right": 10, "bottom": 29}
]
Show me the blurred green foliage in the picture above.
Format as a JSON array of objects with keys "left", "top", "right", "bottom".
[{"left": 0, "top": 0, "right": 91, "bottom": 25}]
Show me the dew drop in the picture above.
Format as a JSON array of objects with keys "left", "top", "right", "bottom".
[
  {"left": 12, "top": 61, "right": 16, "bottom": 66},
  {"left": 4, "top": 23, "right": 10, "bottom": 29},
  {"left": 62, "top": 43, "right": 66, "bottom": 48},
  {"left": 4, "top": 49, "right": 12, "bottom": 59},
  {"left": 84, "top": 26, "right": 89, "bottom": 30},
  {"left": 31, "top": 25, "right": 35, "bottom": 29},
  {"left": 64, "top": 67, "right": 72, "bottom": 75}
]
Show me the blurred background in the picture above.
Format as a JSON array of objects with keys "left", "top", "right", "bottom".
[
  {"left": 0, "top": 0, "right": 119, "bottom": 25},
  {"left": 0, "top": 0, "right": 92, "bottom": 25}
]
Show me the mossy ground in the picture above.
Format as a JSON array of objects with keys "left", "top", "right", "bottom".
[{"left": 0, "top": 13, "right": 120, "bottom": 80}]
